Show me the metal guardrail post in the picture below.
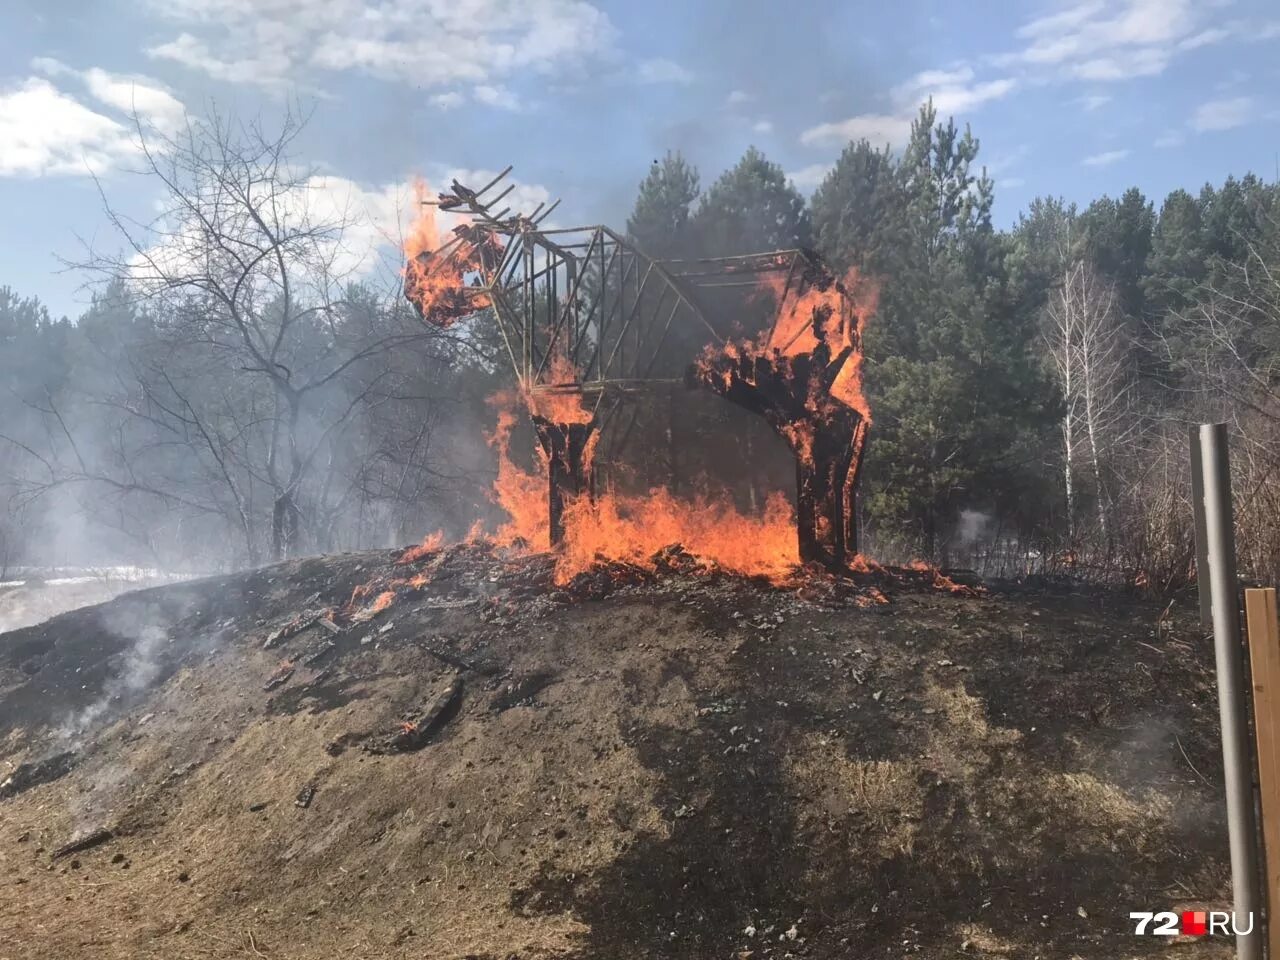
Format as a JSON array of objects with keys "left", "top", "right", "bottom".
[{"left": 1199, "top": 422, "right": 1263, "bottom": 960}]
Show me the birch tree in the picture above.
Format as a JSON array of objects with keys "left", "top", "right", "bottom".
[{"left": 1044, "top": 260, "right": 1133, "bottom": 545}]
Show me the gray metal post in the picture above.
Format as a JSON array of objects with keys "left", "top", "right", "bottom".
[
  {"left": 1191, "top": 425, "right": 1213, "bottom": 629},
  {"left": 1200, "top": 423, "right": 1262, "bottom": 959}
]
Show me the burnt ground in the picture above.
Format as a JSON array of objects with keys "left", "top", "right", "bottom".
[{"left": 0, "top": 544, "right": 1234, "bottom": 959}]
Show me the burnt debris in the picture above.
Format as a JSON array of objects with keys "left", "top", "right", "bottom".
[{"left": 0, "top": 750, "right": 78, "bottom": 800}]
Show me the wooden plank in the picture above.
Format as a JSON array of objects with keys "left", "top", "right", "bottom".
[{"left": 1245, "top": 586, "right": 1280, "bottom": 959}]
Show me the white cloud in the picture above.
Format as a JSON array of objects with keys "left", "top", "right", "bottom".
[
  {"left": 320, "top": 168, "right": 553, "bottom": 277},
  {"left": 799, "top": 113, "right": 914, "bottom": 148},
  {"left": 0, "top": 63, "right": 187, "bottom": 179},
  {"left": 927, "top": 78, "right": 1017, "bottom": 114},
  {"left": 1071, "top": 47, "right": 1170, "bottom": 80},
  {"left": 0, "top": 77, "right": 138, "bottom": 177},
  {"left": 145, "top": 0, "right": 618, "bottom": 97},
  {"left": 472, "top": 84, "right": 520, "bottom": 111},
  {"left": 894, "top": 67, "right": 1017, "bottom": 114},
  {"left": 81, "top": 69, "right": 185, "bottom": 133},
  {"left": 1016, "top": 1, "right": 1107, "bottom": 44},
  {"left": 790, "top": 0, "right": 1269, "bottom": 164},
  {"left": 637, "top": 58, "right": 693, "bottom": 85},
  {"left": 908, "top": 66, "right": 976, "bottom": 89},
  {"left": 1011, "top": 0, "right": 1196, "bottom": 67},
  {"left": 147, "top": 32, "right": 286, "bottom": 87},
  {"left": 752, "top": 119, "right": 773, "bottom": 135},
  {"left": 1081, "top": 148, "right": 1130, "bottom": 167},
  {"left": 998, "top": 0, "right": 1249, "bottom": 85},
  {"left": 33, "top": 58, "right": 185, "bottom": 134},
  {"left": 1178, "top": 26, "right": 1232, "bottom": 50},
  {"left": 437, "top": 167, "right": 553, "bottom": 223},
  {"left": 1076, "top": 93, "right": 1111, "bottom": 111},
  {"left": 1191, "top": 96, "right": 1253, "bottom": 131},
  {"left": 726, "top": 89, "right": 752, "bottom": 106},
  {"left": 430, "top": 91, "right": 465, "bottom": 110},
  {"left": 134, "top": 167, "right": 554, "bottom": 292},
  {"left": 799, "top": 63, "right": 1015, "bottom": 152},
  {"left": 786, "top": 163, "right": 832, "bottom": 192}
]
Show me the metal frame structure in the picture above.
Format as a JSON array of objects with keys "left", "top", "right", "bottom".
[{"left": 405, "top": 167, "right": 871, "bottom": 568}]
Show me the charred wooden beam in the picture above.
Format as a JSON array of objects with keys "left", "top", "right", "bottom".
[
  {"left": 375, "top": 677, "right": 464, "bottom": 753},
  {"left": 531, "top": 415, "right": 597, "bottom": 548},
  {"left": 53, "top": 828, "right": 113, "bottom": 859}
]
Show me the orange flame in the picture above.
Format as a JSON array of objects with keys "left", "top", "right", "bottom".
[
  {"left": 485, "top": 382, "right": 797, "bottom": 583},
  {"left": 525, "top": 354, "right": 595, "bottom": 425},
  {"left": 477, "top": 264, "right": 880, "bottom": 585},
  {"left": 488, "top": 395, "right": 550, "bottom": 549},
  {"left": 402, "top": 178, "right": 500, "bottom": 326},
  {"left": 854, "top": 586, "right": 890, "bottom": 608},
  {"left": 398, "top": 213, "right": 882, "bottom": 588},
  {"left": 398, "top": 530, "right": 445, "bottom": 565},
  {"left": 556, "top": 487, "right": 797, "bottom": 582},
  {"left": 904, "top": 560, "right": 975, "bottom": 595},
  {"left": 716, "top": 266, "right": 877, "bottom": 423}
]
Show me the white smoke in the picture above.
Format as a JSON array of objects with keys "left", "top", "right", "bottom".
[
  {"left": 58, "top": 601, "right": 186, "bottom": 742},
  {"left": 955, "top": 509, "right": 992, "bottom": 550}
]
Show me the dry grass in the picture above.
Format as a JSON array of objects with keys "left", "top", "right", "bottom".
[{"left": 786, "top": 735, "right": 921, "bottom": 859}]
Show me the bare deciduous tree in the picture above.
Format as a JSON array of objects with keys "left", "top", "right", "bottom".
[
  {"left": 71, "top": 107, "right": 432, "bottom": 560},
  {"left": 1043, "top": 259, "right": 1135, "bottom": 547},
  {"left": 1165, "top": 217, "right": 1280, "bottom": 582}
]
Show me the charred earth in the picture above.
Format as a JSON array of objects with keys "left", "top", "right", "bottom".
[{"left": 0, "top": 544, "right": 1232, "bottom": 959}]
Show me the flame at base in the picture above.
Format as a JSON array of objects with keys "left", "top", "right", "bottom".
[
  {"left": 398, "top": 531, "right": 445, "bottom": 565},
  {"left": 555, "top": 487, "right": 798, "bottom": 583},
  {"left": 485, "top": 387, "right": 799, "bottom": 584}
]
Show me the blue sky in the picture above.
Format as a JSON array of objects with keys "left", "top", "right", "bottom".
[{"left": 2, "top": 0, "right": 1278, "bottom": 319}]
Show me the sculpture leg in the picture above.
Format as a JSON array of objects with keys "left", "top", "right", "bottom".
[
  {"left": 796, "top": 414, "right": 866, "bottom": 567},
  {"left": 532, "top": 416, "right": 597, "bottom": 548}
]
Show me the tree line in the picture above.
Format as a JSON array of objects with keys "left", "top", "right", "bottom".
[{"left": 3, "top": 103, "right": 1279, "bottom": 587}]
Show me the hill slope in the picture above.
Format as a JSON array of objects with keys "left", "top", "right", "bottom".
[{"left": 0, "top": 545, "right": 1232, "bottom": 958}]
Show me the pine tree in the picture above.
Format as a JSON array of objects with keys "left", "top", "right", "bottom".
[
  {"left": 817, "top": 102, "right": 1055, "bottom": 558},
  {"left": 810, "top": 139, "right": 901, "bottom": 274},
  {"left": 1077, "top": 188, "right": 1153, "bottom": 321},
  {"left": 692, "top": 146, "right": 811, "bottom": 256},
  {"left": 626, "top": 151, "right": 700, "bottom": 257},
  {"left": 1144, "top": 189, "right": 1205, "bottom": 320}
]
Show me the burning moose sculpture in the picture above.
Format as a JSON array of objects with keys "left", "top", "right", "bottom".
[{"left": 402, "top": 167, "right": 872, "bottom": 570}]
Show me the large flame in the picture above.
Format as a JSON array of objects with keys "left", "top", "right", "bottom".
[
  {"left": 556, "top": 487, "right": 797, "bottom": 581},
  {"left": 397, "top": 199, "right": 877, "bottom": 586},
  {"left": 525, "top": 354, "right": 595, "bottom": 425},
  {"left": 742, "top": 266, "right": 876, "bottom": 422},
  {"left": 402, "top": 178, "right": 500, "bottom": 326},
  {"left": 486, "top": 392, "right": 798, "bottom": 584},
  {"left": 489, "top": 394, "right": 552, "bottom": 549}
]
